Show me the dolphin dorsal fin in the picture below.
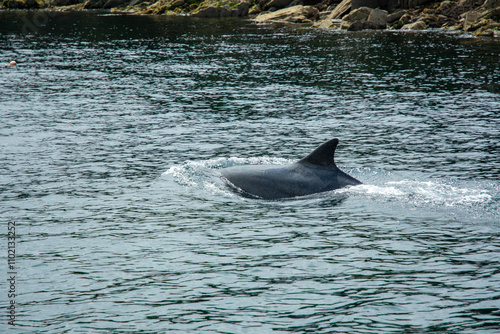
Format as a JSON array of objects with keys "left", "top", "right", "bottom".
[{"left": 299, "top": 138, "right": 339, "bottom": 167}]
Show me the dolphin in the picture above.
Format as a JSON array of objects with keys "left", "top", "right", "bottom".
[{"left": 220, "top": 138, "right": 362, "bottom": 199}]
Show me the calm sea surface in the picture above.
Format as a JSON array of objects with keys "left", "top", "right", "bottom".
[{"left": 1, "top": 11, "right": 500, "bottom": 333}]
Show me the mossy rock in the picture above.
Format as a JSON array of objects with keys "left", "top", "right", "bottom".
[
  {"left": 190, "top": 0, "right": 250, "bottom": 17},
  {"left": 143, "top": 0, "right": 189, "bottom": 14}
]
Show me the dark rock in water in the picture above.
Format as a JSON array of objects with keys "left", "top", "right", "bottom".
[
  {"left": 392, "top": 0, "right": 435, "bottom": 10},
  {"left": 102, "top": 0, "right": 129, "bottom": 9},
  {"left": 2, "top": 0, "right": 39, "bottom": 8},
  {"left": 387, "top": 9, "right": 406, "bottom": 23},
  {"left": 341, "top": 7, "right": 387, "bottom": 30},
  {"left": 84, "top": 0, "right": 142, "bottom": 9},
  {"left": 345, "top": 19, "right": 377, "bottom": 30},
  {"left": 401, "top": 19, "right": 427, "bottom": 29},
  {"left": 83, "top": 0, "right": 104, "bottom": 9},
  {"left": 351, "top": 0, "right": 387, "bottom": 10},
  {"left": 50, "top": 0, "right": 81, "bottom": 6},
  {"left": 352, "top": 0, "right": 434, "bottom": 12},
  {"left": 258, "top": 0, "right": 293, "bottom": 11},
  {"left": 484, "top": 0, "right": 500, "bottom": 9},
  {"left": 343, "top": 6, "right": 372, "bottom": 21},
  {"left": 398, "top": 12, "right": 414, "bottom": 25},
  {"left": 368, "top": 8, "right": 388, "bottom": 28},
  {"left": 463, "top": 10, "right": 483, "bottom": 31}
]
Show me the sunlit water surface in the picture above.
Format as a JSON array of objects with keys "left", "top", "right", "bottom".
[{"left": 1, "top": 12, "right": 500, "bottom": 333}]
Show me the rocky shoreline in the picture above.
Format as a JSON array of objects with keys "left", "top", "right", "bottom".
[{"left": 1, "top": 0, "right": 499, "bottom": 36}]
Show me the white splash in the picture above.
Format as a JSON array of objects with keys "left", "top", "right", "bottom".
[
  {"left": 162, "top": 157, "right": 291, "bottom": 196},
  {"left": 349, "top": 179, "right": 493, "bottom": 208}
]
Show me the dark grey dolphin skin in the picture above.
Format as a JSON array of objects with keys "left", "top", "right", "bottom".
[{"left": 220, "top": 138, "right": 362, "bottom": 199}]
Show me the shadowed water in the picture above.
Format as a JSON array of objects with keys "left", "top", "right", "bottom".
[{"left": 1, "top": 12, "right": 500, "bottom": 333}]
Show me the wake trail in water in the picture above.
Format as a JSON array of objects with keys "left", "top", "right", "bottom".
[
  {"left": 163, "top": 158, "right": 499, "bottom": 222},
  {"left": 351, "top": 179, "right": 493, "bottom": 207},
  {"left": 343, "top": 168, "right": 499, "bottom": 223}
]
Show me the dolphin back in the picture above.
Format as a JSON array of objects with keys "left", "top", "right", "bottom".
[{"left": 221, "top": 138, "right": 362, "bottom": 199}]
